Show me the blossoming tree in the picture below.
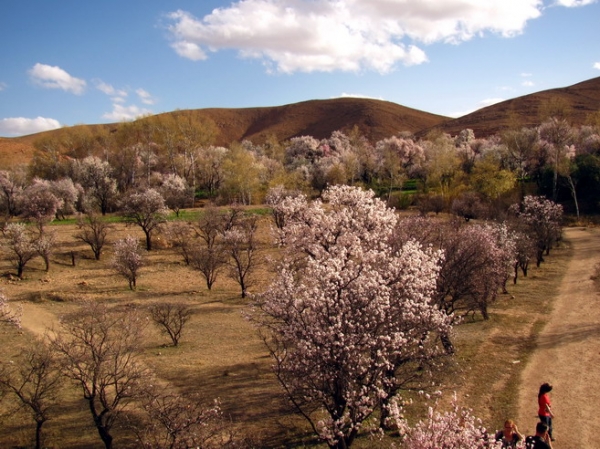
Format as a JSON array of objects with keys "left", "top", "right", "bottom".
[{"left": 252, "top": 185, "right": 452, "bottom": 449}]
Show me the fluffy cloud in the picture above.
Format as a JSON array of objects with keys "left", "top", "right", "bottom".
[
  {"left": 102, "top": 104, "right": 152, "bottom": 121},
  {"left": 136, "top": 88, "right": 155, "bottom": 105},
  {"left": 594, "top": 62, "right": 600, "bottom": 70},
  {"left": 28, "top": 63, "right": 86, "bottom": 95},
  {"left": 0, "top": 117, "right": 61, "bottom": 137},
  {"left": 166, "top": 0, "right": 544, "bottom": 73},
  {"left": 94, "top": 80, "right": 128, "bottom": 98}
]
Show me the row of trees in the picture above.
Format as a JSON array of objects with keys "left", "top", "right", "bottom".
[{"left": 0, "top": 110, "right": 595, "bottom": 220}]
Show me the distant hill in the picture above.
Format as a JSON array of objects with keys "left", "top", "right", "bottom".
[
  {"left": 0, "top": 98, "right": 448, "bottom": 169},
  {"left": 420, "top": 76, "right": 600, "bottom": 138},
  {"left": 1, "top": 77, "right": 599, "bottom": 169}
]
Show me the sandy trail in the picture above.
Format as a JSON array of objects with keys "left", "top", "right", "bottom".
[{"left": 517, "top": 227, "right": 600, "bottom": 449}]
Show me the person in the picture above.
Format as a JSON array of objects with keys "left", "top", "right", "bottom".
[
  {"left": 538, "top": 382, "right": 554, "bottom": 441},
  {"left": 494, "top": 419, "right": 524, "bottom": 448},
  {"left": 525, "top": 422, "right": 553, "bottom": 449}
]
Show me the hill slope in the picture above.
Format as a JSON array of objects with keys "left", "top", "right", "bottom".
[
  {"left": 1, "top": 77, "right": 600, "bottom": 169},
  {"left": 0, "top": 98, "right": 448, "bottom": 169},
  {"left": 423, "top": 76, "right": 600, "bottom": 138}
]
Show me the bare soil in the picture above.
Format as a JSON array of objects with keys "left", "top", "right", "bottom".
[{"left": 517, "top": 226, "right": 600, "bottom": 449}]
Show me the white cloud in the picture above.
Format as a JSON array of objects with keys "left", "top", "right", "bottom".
[
  {"left": 338, "top": 92, "right": 384, "bottom": 100},
  {"left": 136, "top": 88, "right": 155, "bottom": 105},
  {"left": 28, "top": 63, "right": 86, "bottom": 95},
  {"left": 554, "top": 0, "right": 596, "bottom": 6},
  {"left": 594, "top": 62, "right": 600, "bottom": 70},
  {"left": 102, "top": 104, "right": 153, "bottom": 121},
  {"left": 480, "top": 98, "right": 505, "bottom": 107},
  {"left": 522, "top": 80, "right": 535, "bottom": 87},
  {"left": 0, "top": 117, "right": 61, "bottom": 137},
  {"left": 449, "top": 97, "right": 506, "bottom": 117},
  {"left": 94, "top": 80, "right": 128, "bottom": 98},
  {"left": 165, "top": 0, "right": 545, "bottom": 73}
]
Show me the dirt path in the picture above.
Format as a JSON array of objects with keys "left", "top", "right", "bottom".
[{"left": 517, "top": 227, "right": 600, "bottom": 449}]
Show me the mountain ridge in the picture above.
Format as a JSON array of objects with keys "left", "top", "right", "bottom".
[{"left": 1, "top": 76, "right": 599, "bottom": 169}]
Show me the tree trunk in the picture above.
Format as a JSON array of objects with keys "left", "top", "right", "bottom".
[
  {"left": 35, "top": 420, "right": 43, "bottom": 449},
  {"left": 144, "top": 230, "right": 152, "bottom": 251}
]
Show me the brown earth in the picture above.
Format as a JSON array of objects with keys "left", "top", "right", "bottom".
[
  {"left": 517, "top": 227, "right": 600, "bottom": 449},
  {"left": 3, "top": 223, "right": 600, "bottom": 448}
]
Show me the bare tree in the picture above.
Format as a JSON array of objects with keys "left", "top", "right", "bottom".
[
  {"left": 134, "top": 386, "right": 232, "bottom": 449},
  {"left": 76, "top": 211, "right": 113, "bottom": 260},
  {"left": 50, "top": 302, "right": 148, "bottom": 449},
  {"left": 189, "top": 244, "right": 227, "bottom": 291},
  {"left": 111, "top": 236, "right": 144, "bottom": 290},
  {"left": 165, "top": 220, "right": 195, "bottom": 265},
  {"left": 223, "top": 216, "right": 260, "bottom": 299},
  {"left": 0, "top": 342, "right": 62, "bottom": 449},
  {"left": 149, "top": 302, "right": 192, "bottom": 347}
]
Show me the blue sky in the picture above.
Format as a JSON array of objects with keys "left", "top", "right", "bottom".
[{"left": 1, "top": 0, "right": 599, "bottom": 137}]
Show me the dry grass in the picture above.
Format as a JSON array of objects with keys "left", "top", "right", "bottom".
[{"left": 0, "top": 213, "right": 572, "bottom": 448}]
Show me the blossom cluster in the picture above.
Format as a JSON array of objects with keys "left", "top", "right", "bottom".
[{"left": 254, "top": 185, "right": 452, "bottom": 448}]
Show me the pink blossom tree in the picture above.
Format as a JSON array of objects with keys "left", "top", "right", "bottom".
[
  {"left": 252, "top": 185, "right": 451, "bottom": 449},
  {"left": 18, "top": 179, "right": 63, "bottom": 233},
  {"left": 0, "top": 169, "right": 24, "bottom": 217},
  {"left": 396, "top": 393, "right": 503, "bottom": 449},
  {"left": 394, "top": 217, "right": 516, "bottom": 333},
  {"left": 509, "top": 195, "right": 563, "bottom": 267}
]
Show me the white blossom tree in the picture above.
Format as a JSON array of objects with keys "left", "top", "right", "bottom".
[
  {"left": 252, "top": 185, "right": 451, "bottom": 449},
  {"left": 111, "top": 236, "right": 144, "bottom": 290},
  {"left": 120, "top": 188, "right": 169, "bottom": 251},
  {"left": 71, "top": 156, "right": 117, "bottom": 215},
  {"left": 3, "top": 223, "right": 38, "bottom": 279},
  {"left": 0, "top": 290, "right": 21, "bottom": 327}
]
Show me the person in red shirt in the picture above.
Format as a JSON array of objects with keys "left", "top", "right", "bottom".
[{"left": 538, "top": 383, "right": 554, "bottom": 441}]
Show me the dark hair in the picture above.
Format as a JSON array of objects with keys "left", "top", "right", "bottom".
[
  {"left": 536, "top": 422, "right": 548, "bottom": 434},
  {"left": 538, "top": 383, "right": 553, "bottom": 398}
]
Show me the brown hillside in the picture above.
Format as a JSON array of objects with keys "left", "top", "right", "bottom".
[
  {"left": 422, "top": 76, "right": 600, "bottom": 138},
  {"left": 0, "top": 98, "right": 447, "bottom": 169}
]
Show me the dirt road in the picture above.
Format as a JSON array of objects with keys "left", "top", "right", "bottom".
[{"left": 517, "top": 227, "right": 600, "bottom": 449}]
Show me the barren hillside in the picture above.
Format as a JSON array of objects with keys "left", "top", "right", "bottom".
[
  {"left": 1, "top": 76, "right": 599, "bottom": 169},
  {"left": 0, "top": 98, "right": 448, "bottom": 169},
  {"left": 421, "top": 76, "right": 600, "bottom": 138}
]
